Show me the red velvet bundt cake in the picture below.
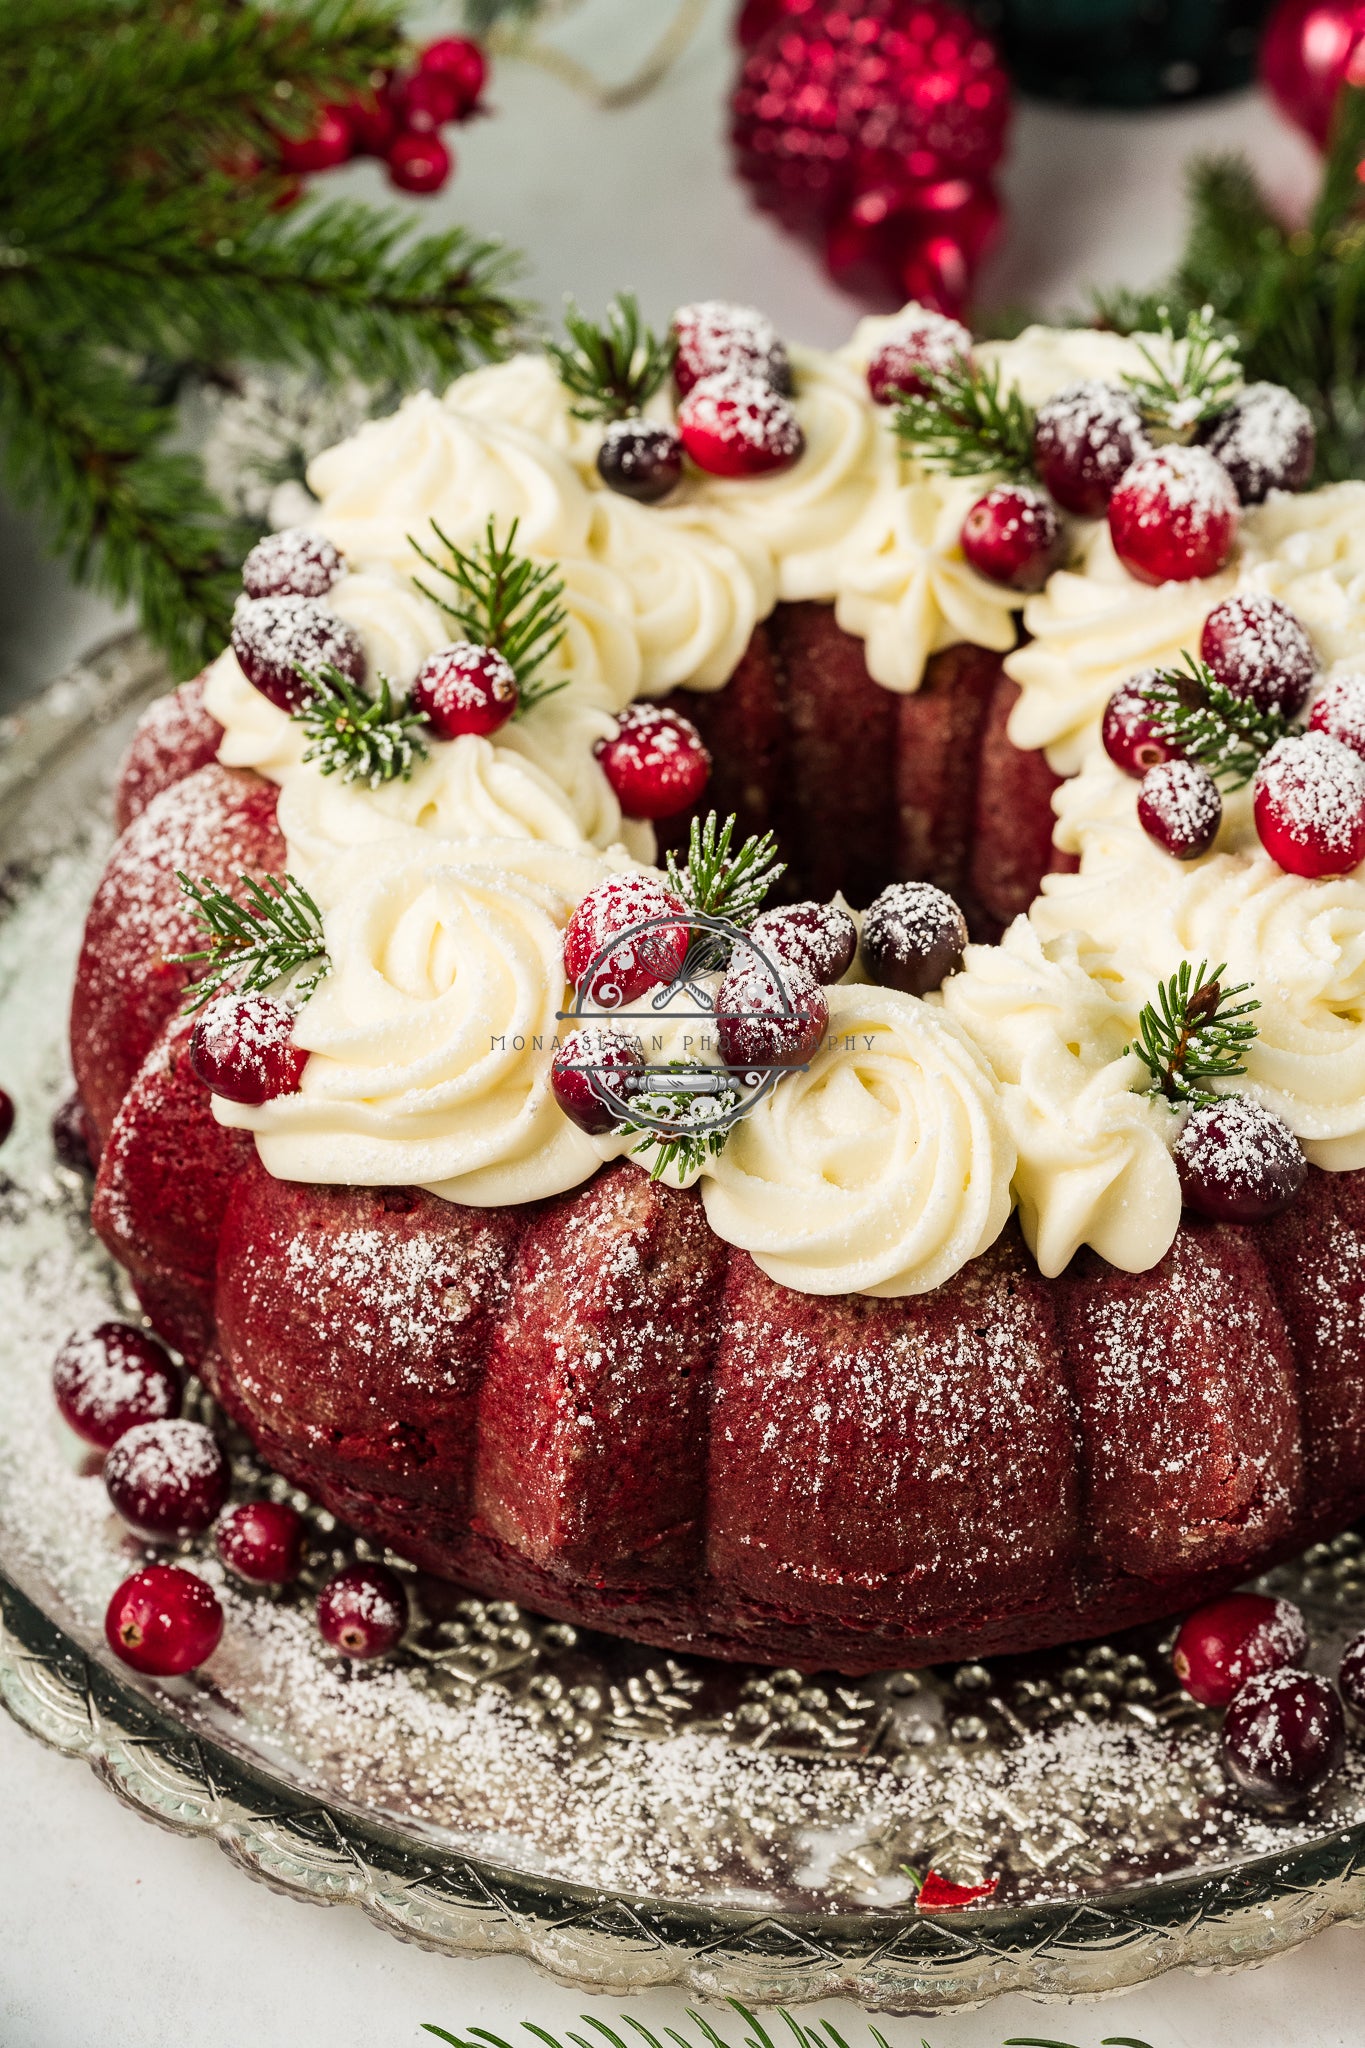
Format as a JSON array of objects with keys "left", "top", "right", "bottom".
[{"left": 70, "top": 301, "right": 1365, "bottom": 1674}]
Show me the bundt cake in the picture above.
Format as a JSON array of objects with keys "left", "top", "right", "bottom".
[{"left": 70, "top": 299, "right": 1365, "bottom": 1674}]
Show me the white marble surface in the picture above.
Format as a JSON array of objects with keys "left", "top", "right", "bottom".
[{"left": 4, "top": 4, "right": 1364, "bottom": 2041}]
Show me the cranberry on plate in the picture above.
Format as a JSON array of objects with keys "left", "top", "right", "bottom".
[
  {"left": 106, "top": 1564, "right": 223, "bottom": 1677},
  {"left": 1172, "top": 1592, "right": 1309, "bottom": 1708}
]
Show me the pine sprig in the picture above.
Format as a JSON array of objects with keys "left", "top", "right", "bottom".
[
  {"left": 621, "top": 1066, "right": 740, "bottom": 1181},
  {"left": 1121, "top": 305, "right": 1242, "bottom": 436},
  {"left": 1128, "top": 959, "right": 1260, "bottom": 1107},
  {"left": 292, "top": 663, "right": 429, "bottom": 788},
  {"left": 411, "top": 514, "right": 568, "bottom": 710},
  {"left": 173, "top": 870, "right": 329, "bottom": 1011},
  {"left": 894, "top": 359, "right": 1036, "bottom": 480},
  {"left": 665, "top": 811, "right": 784, "bottom": 928},
  {"left": 546, "top": 291, "right": 675, "bottom": 422},
  {"left": 1144, "top": 653, "right": 1294, "bottom": 789}
]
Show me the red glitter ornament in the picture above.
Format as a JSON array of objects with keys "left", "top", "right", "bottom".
[{"left": 1261, "top": 1, "right": 1365, "bottom": 147}]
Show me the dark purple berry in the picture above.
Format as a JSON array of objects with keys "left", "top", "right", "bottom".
[
  {"left": 106, "top": 1564, "right": 223, "bottom": 1677},
  {"left": 749, "top": 901, "right": 858, "bottom": 985},
  {"left": 53, "top": 1323, "right": 181, "bottom": 1451},
  {"left": 51, "top": 1092, "right": 94, "bottom": 1175},
  {"left": 596, "top": 420, "right": 684, "bottom": 504},
  {"left": 189, "top": 993, "right": 308, "bottom": 1105},
  {"left": 1174, "top": 1097, "right": 1307, "bottom": 1222},
  {"left": 103, "top": 1419, "right": 229, "bottom": 1542},
  {"left": 1102, "top": 671, "right": 1182, "bottom": 778},
  {"left": 317, "top": 1562, "right": 409, "bottom": 1659},
  {"left": 216, "top": 1499, "right": 305, "bottom": 1585},
  {"left": 1136, "top": 757, "right": 1221, "bottom": 859},
  {"left": 960, "top": 483, "right": 1059, "bottom": 592},
  {"left": 715, "top": 955, "right": 828, "bottom": 1071},
  {"left": 1339, "top": 1630, "right": 1365, "bottom": 1719},
  {"left": 0, "top": 1088, "right": 12, "bottom": 1147},
  {"left": 241, "top": 528, "right": 344, "bottom": 600},
  {"left": 1198, "top": 383, "right": 1316, "bottom": 504},
  {"left": 1033, "top": 380, "right": 1148, "bottom": 518},
  {"left": 230, "top": 596, "right": 365, "bottom": 714},
  {"left": 551, "top": 1027, "right": 643, "bottom": 1134},
  {"left": 860, "top": 882, "right": 967, "bottom": 997},
  {"left": 1172, "top": 1593, "right": 1308, "bottom": 1708},
  {"left": 1200, "top": 594, "right": 1316, "bottom": 717},
  {"left": 1221, "top": 1668, "right": 1345, "bottom": 1810}
]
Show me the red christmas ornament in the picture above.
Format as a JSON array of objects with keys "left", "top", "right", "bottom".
[
  {"left": 730, "top": 0, "right": 1010, "bottom": 314},
  {"left": 1261, "top": 1, "right": 1365, "bottom": 146}
]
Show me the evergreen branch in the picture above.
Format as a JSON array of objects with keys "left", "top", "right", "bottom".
[
  {"left": 1121, "top": 305, "right": 1241, "bottom": 436},
  {"left": 895, "top": 359, "right": 1036, "bottom": 480},
  {"left": 420, "top": 2002, "right": 1155, "bottom": 2048},
  {"left": 411, "top": 515, "right": 568, "bottom": 707},
  {"left": 173, "top": 870, "right": 329, "bottom": 1010},
  {"left": 292, "top": 663, "right": 429, "bottom": 787},
  {"left": 623, "top": 1065, "right": 739, "bottom": 1181},
  {"left": 665, "top": 811, "right": 784, "bottom": 927},
  {"left": 1127, "top": 959, "right": 1260, "bottom": 1107},
  {"left": 546, "top": 291, "right": 675, "bottom": 422},
  {"left": 1145, "top": 654, "right": 1294, "bottom": 789}
]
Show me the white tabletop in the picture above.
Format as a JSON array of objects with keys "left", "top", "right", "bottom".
[{"left": 3, "top": 5, "right": 1362, "bottom": 2041}]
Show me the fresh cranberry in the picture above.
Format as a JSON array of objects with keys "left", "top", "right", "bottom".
[
  {"left": 960, "top": 483, "right": 1059, "bottom": 592},
  {"left": 106, "top": 1565, "right": 223, "bottom": 1678},
  {"left": 104, "top": 1419, "right": 229, "bottom": 1542},
  {"left": 1109, "top": 446, "right": 1239, "bottom": 585},
  {"left": 595, "top": 704, "right": 711, "bottom": 819},
  {"left": 1137, "top": 757, "right": 1222, "bottom": 859},
  {"left": 676, "top": 373, "right": 804, "bottom": 479},
  {"left": 317, "top": 1561, "right": 409, "bottom": 1659},
  {"left": 216, "top": 1499, "right": 305, "bottom": 1585},
  {"left": 1199, "top": 383, "right": 1316, "bottom": 504},
  {"left": 860, "top": 883, "right": 967, "bottom": 996},
  {"left": 1102, "top": 672, "right": 1181, "bottom": 778},
  {"left": 397, "top": 69, "right": 458, "bottom": 132},
  {"left": 596, "top": 420, "right": 683, "bottom": 504},
  {"left": 230, "top": 596, "right": 365, "bottom": 713},
  {"left": 1339, "top": 1630, "right": 1365, "bottom": 1719},
  {"left": 241, "top": 528, "right": 343, "bottom": 601},
  {"left": 189, "top": 993, "right": 308, "bottom": 1106},
  {"left": 418, "top": 36, "right": 487, "bottom": 117},
  {"left": 1221, "top": 1668, "right": 1345, "bottom": 1810},
  {"left": 278, "top": 105, "right": 353, "bottom": 174},
  {"left": 749, "top": 901, "right": 858, "bottom": 985},
  {"left": 1174, "top": 1098, "right": 1307, "bottom": 1222},
  {"left": 672, "top": 301, "right": 789, "bottom": 397},
  {"left": 1032, "top": 381, "right": 1148, "bottom": 518},
  {"left": 411, "top": 642, "right": 518, "bottom": 738},
  {"left": 1253, "top": 731, "right": 1365, "bottom": 878},
  {"left": 864, "top": 309, "right": 971, "bottom": 404},
  {"left": 1309, "top": 674, "right": 1365, "bottom": 760},
  {"left": 0, "top": 1088, "right": 12, "bottom": 1148},
  {"left": 551, "top": 1027, "right": 643, "bottom": 1134},
  {"left": 716, "top": 954, "right": 827, "bottom": 1071},
  {"left": 563, "top": 876, "right": 690, "bottom": 1010},
  {"left": 1200, "top": 594, "right": 1316, "bottom": 716},
  {"left": 386, "top": 130, "right": 452, "bottom": 195},
  {"left": 51, "top": 1092, "right": 94, "bottom": 1175},
  {"left": 1172, "top": 1592, "right": 1309, "bottom": 1707},
  {"left": 53, "top": 1324, "right": 181, "bottom": 1451}
]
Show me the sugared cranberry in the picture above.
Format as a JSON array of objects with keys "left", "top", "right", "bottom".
[
  {"left": 53, "top": 1324, "right": 181, "bottom": 1451},
  {"left": 216, "top": 1499, "right": 305, "bottom": 1585},
  {"left": 1339, "top": 1630, "right": 1365, "bottom": 1719},
  {"left": 189, "top": 993, "right": 308, "bottom": 1106},
  {"left": 1102, "top": 672, "right": 1181, "bottom": 778},
  {"left": 1137, "top": 757, "right": 1222, "bottom": 860},
  {"left": 677, "top": 373, "right": 804, "bottom": 479},
  {"left": 1221, "top": 1668, "right": 1345, "bottom": 1810},
  {"left": 278, "top": 105, "right": 353, "bottom": 174},
  {"left": 1253, "top": 731, "right": 1365, "bottom": 878},
  {"left": 865, "top": 309, "right": 971, "bottom": 404},
  {"left": 386, "top": 130, "right": 452, "bottom": 195},
  {"left": 861, "top": 883, "right": 967, "bottom": 997},
  {"left": 672, "top": 301, "right": 789, "bottom": 397},
  {"left": 231, "top": 596, "right": 365, "bottom": 714},
  {"left": 563, "top": 876, "right": 690, "bottom": 1009},
  {"left": 317, "top": 1561, "right": 409, "bottom": 1659},
  {"left": 418, "top": 35, "right": 487, "bottom": 117},
  {"left": 551, "top": 1027, "right": 643, "bottom": 1134},
  {"left": 52, "top": 1091, "right": 94, "bottom": 1175},
  {"left": 1109, "top": 446, "right": 1239, "bottom": 585},
  {"left": 1172, "top": 1593, "right": 1309, "bottom": 1708},
  {"left": 595, "top": 704, "right": 711, "bottom": 819},
  {"left": 1199, "top": 383, "right": 1316, "bottom": 503},
  {"left": 0, "top": 1088, "right": 12, "bottom": 1148},
  {"left": 397, "top": 68, "right": 458, "bottom": 131},
  {"left": 1033, "top": 381, "right": 1148, "bottom": 518},
  {"left": 241, "top": 528, "right": 343, "bottom": 601},
  {"left": 716, "top": 954, "right": 827, "bottom": 1071},
  {"left": 749, "top": 901, "right": 858, "bottom": 985},
  {"left": 411, "top": 642, "right": 518, "bottom": 739},
  {"left": 106, "top": 1565, "right": 223, "bottom": 1678},
  {"left": 960, "top": 483, "right": 1059, "bottom": 592},
  {"left": 1174, "top": 1098, "right": 1307, "bottom": 1222},
  {"left": 596, "top": 420, "right": 683, "bottom": 504},
  {"left": 1200, "top": 594, "right": 1316, "bottom": 717},
  {"left": 1309, "top": 674, "right": 1365, "bottom": 760},
  {"left": 104, "top": 1419, "right": 229, "bottom": 1542}
]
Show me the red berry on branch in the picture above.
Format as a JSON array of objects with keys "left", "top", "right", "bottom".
[
  {"left": 1198, "top": 383, "right": 1316, "bottom": 504},
  {"left": 960, "top": 482, "right": 1059, "bottom": 591},
  {"left": 595, "top": 704, "right": 711, "bottom": 820},
  {"left": 411, "top": 643, "right": 518, "bottom": 738},
  {"left": 106, "top": 1565, "right": 223, "bottom": 1678},
  {"left": 387, "top": 130, "right": 453, "bottom": 195},
  {"left": 278, "top": 105, "right": 354, "bottom": 174},
  {"left": 551, "top": 1027, "right": 643, "bottom": 1135},
  {"left": 397, "top": 69, "right": 459, "bottom": 133},
  {"left": 860, "top": 882, "right": 967, "bottom": 996},
  {"left": 1174, "top": 1098, "right": 1307, "bottom": 1223},
  {"left": 1136, "top": 757, "right": 1222, "bottom": 860},
  {"left": 1173, "top": 1592, "right": 1309, "bottom": 1708},
  {"left": 1108, "top": 446, "right": 1239, "bottom": 585},
  {"left": 1200, "top": 593, "right": 1316, "bottom": 716},
  {"left": 419, "top": 37, "right": 487, "bottom": 118},
  {"left": 865, "top": 308, "right": 971, "bottom": 404},
  {"left": 1253, "top": 730, "right": 1365, "bottom": 877},
  {"left": 672, "top": 301, "right": 790, "bottom": 397},
  {"left": 344, "top": 75, "right": 401, "bottom": 157},
  {"left": 563, "top": 876, "right": 690, "bottom": 1010},
  {"left": 716, "top": 954, "right": 828, "bottom": 1071},
  {"left": 1308, "top": 673, "right": 1365, "bottom": 759},
  {"left": 749, "top": 901, "right": 858, "bottom": 985},
  {"left": 1032, "top": 381, "right": 1148, "bottom": 518},
  {"left": 1221, "top": 1667, "right": 1345, "bottom": 1810},
  {"left": 317, "top": 1562, "right": 409, "bottom": 1659},
  {"left": 53, "top": 1324, "right": 181, "bottom": 1451},
  {"left": 231, "top": 596, "right": 365, "bottom": 714},
  {"left": 104, "top": 1419, "right": 230, "bottom": 1542},
  {"left": 677, "top": 373, "right": 804, "bottom": 479},
  {"left": 1102, "top": 672, "right": 1182, "bottom": 778},
  {"left": 242, "top": 528, "right": 343, "bottom": 602},
  {"left": 189, "top": 994, "right": 308, "bottom": 1106},
  {"left": 216, "top": 1499, "right": 305, "bottom": 1585}
]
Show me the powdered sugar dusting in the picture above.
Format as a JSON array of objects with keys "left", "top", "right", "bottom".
[{"left": 1256, "top": 731, "right": 1365, "bottom": 861}]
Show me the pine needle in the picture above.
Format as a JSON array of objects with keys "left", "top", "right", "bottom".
[
  {"left": 665, "top": 812, "right": 784, "bottom": 928},
  {"left": 292, "top": 663, "right": 429, "bottom": 787},
  {"left": 547, "top": 291, "right": 675, "bottom": 422},
  {"left": 1144, "top": 653, "right": 1293, "bottom": 789},
  {"left": 895, "top": 359, "right": 1036, "bottom": 480},
  {"left": 1121, "top": 305, "right": 1241, "bottom": 436},
  {"left": 173, "top": 870, "right": 329, "bottom": 1010},
  {"left": 1127, "top": 959, "right": 1260, "bottom": 1107},
  {"left": 411, "top": 515, "right": 568, "bottom": 709}
]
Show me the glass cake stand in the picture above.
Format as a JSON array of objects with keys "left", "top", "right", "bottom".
[{"left": 5, "top": 634, "right": 1365, "bottom": 2016}]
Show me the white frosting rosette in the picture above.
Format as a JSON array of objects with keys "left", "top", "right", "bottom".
[
  {"left": 588, "top": 493, "right": 775, "bottom": 694},
  {"left": 700, "top": 985, "right": 1014, "bottom": 1296},
  {"left": 447, "top": 352, "right": 604, "bottom": 473}
]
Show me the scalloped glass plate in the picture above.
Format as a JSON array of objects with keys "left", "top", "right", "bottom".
[{"left": 6, "top": 635, "right": 1365, "bottom": 2017}]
